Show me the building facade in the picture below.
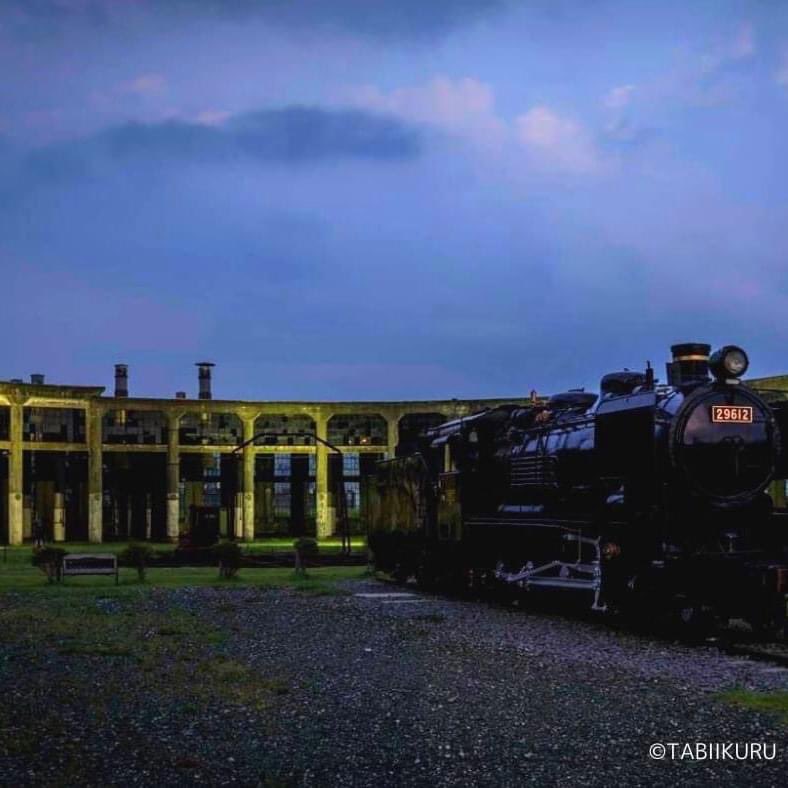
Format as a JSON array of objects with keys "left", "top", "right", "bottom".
[{"left": 0, "top": 366, "right": 533, "bottom": 544}]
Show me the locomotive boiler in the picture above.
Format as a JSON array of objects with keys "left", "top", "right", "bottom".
[{"left": 370, "top": 343, "right": 788, "bottom": 633}]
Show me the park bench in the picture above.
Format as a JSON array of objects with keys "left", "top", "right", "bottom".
[{"left": 61, "top": 554, "right": 119, "bottom": 584}]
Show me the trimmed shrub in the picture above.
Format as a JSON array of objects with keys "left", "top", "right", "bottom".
[
  {"left": 213, "top": 540, "right": 242, "bottom": 579},
  {"left": 293, "top": 537, "right": 319, "bottom": 577},
  {"left": 31, "top": 546, "right": 67, "bottom": 583},
  {"left": 119, "top": 543, "right": 156, "bottom": 582}
]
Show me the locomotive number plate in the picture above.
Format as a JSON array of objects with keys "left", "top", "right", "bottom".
[{"left": 710, "top": 405, "right": 753, "bottom": 423}]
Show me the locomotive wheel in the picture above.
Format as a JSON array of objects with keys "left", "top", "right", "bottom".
[
  {"left": 415, "top": 552, "right": 440, "bottom": 592},
  {"left": 391, "top": 564, "right": 410, "bottom": 584},
  {"left": 746, "top": 602, "right": 787, "bottom": 641},
  {"left": 673, "top": 599, "right": 719, "bottom": 641}
]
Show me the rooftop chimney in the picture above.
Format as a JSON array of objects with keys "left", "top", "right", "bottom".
[
  {"left": 114, "top": 364, "right": 128, "bottom": 398},
  {"left": 196, "top": 362, "right": 215, "bottom": 400},
  {"left": 667, "top": 343, "right": 711, "bottom": 387},
  {"left": 175, "top": 391, "right": 187, "bottom": 399},
  {"left": 30, "top": 373, "right": 45, "bottom": 385}
]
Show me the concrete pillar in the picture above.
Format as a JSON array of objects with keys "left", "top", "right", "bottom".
[
  {"left": 23, "top": 497, "right": 32, "bottom": 539},
  {"left": 242, "top": 418, "right": 255, "bottom": 541},
  {"left": 125, "top": 500, "right": 133, "bottom": 540},
  {"left": 145, "top": 494, "right": 152, "bottom": 541},
  {"left": 8, "top": 403, "right": 23, "bottom": 545},
  {"left": 386, "top": 413, "right": 400, "bottom": 460},
  {"left": 315, "top": 413, "right": 332, "bottom": 539},
  {"left": 87, "top": 407, "right": 103, "bottom": 543},
  {"left": 53, "top": 454, "right": 66, "bottom": 542},
  {"left": 166, "top": 414, "right": 180, "bottom": 542},
  {"left": 233, "top": 492, "right": 244, "bottom": 539},
  {"left": 53, "top": 492, "right": 65, "bottom": 542}
]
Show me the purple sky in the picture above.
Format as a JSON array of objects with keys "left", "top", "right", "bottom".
[{"left": 2, "top": 1, "right": 788, "bottom": 401}]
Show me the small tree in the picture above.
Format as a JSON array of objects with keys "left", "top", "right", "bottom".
[
  {"left": 119, "top": 543, "right": 155, "bottom": 583},
  {"left": 293, "top": 537, "right": 318, "bottom": 577},
  {"left": 31, "top": 546, "right": 67, "bottom": 583},
  {"left": 214, "top": 540, "right": 242, "bottom": 579}
]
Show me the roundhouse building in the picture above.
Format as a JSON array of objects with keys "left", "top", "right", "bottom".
[{"left": 0, "top": 364, "right": 535, "bottom": 544}]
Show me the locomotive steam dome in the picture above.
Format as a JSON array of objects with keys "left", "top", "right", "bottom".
[{"left": 668, "top": 350, "right": 778, "bottom": 506}]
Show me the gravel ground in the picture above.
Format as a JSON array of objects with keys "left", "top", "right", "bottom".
[{"left": 1, "top": 580, "right": 787, "bottom": 787}]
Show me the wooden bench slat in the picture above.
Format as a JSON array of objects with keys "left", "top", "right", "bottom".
[{"left": 61, "top": 554, "right": 119, "bottom": 584}]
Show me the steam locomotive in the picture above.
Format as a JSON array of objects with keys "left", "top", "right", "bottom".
[{"left": 370, "top": 344, "right": 788, "bottom": 633}]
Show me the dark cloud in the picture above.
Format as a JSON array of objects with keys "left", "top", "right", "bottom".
[
  {"left": 1, "top": 106, "right": 421, "bottom": 203},
  {"left": 229, "top": 107, "right": 422, "bottom": 161},
  {"left": 2, "top": 0, "right": 509, "bottom": 40}
]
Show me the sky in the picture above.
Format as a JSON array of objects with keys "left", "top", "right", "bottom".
[{"left": 2, "top": 0, "right": 788, "bottom": 401}]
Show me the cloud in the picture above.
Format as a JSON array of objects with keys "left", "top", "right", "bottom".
[
  {"left": 728, "top": 21, "right": 755, "bottom": 61},
  {"left": 1, "top": 0, "right": 509, "bottom": 40},
  {"left": 228, "top": 107, "right": 420, "bottom": 161},
  {"left": 352, "top": 79, "right": 613, "bottom": 176},
  {"left": 699, "top": 21, "right": 756, "bottom": 76},
  {"left": 117, "top": 73, "right": 167, "bottom": 97},
  {"left": 777, "top": 50, "right": 788, "bottom": 88},
  {"left": 516, "top": 106, "right": 602, "bottom": 174},
  {"left": 603, "top": 84, "right": 636, "bottom": 109},
  {"left": 194, "top": 110, "right": 231, "bottom": 127},
  {"left": 1, "top": 105, "right": 422, "bottom": 202},
  {"left": 349, "top": 77, "right": 506, "bottom": 149}
]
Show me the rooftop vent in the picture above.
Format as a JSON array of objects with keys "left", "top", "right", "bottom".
[
  {"left": 114, "top": 364, "right": 128, "bottom": 398},
  {"left": 196, "top": 362, "right": 215, "bottom": 400}
]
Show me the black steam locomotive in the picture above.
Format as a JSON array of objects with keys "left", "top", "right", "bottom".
[{"left": 370, "top": 344, "right": 788, "bottom": 633}]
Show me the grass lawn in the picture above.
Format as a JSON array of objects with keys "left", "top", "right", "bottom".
[
  {"left": 719, "top": 689, "right": 788, "bottom": 725},
  {"left": 0, "top": 588, "right": 308, "bottom": 771},
  {"left": 0, "top": 543, "right": 369, "bottom": 596},
  {"left": 0, "top": 540, "right": 375, "bottom": 783},
  {"left": 2, "top": 536, "right": 366, "bottom": 555}
]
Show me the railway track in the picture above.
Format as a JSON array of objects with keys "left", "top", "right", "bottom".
[
  {"left": 715, "top": 632, "right": 788, "bottom": 669},
  {"left": 382, "top": 574, "right": 788, "bottom": 670}
]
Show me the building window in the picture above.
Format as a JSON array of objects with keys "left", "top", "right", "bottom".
[
  {"left": 274, "top": 454, "right": 291, "bottom": 478},
  {"left": 306, "top": 481, "right": 316, "bottom": 517},
  {"left": 274, "top": 482, "right": 291, "bottom": 517},
  {"left": 0, "top": 407, "right": 9, "bottom": 441},
  {"left": 254, "top": 415, "right": 316, "bottom": 445},
  {"left": 23, "top": 408, "right": 86, "bottom": 443},
  {"left": 327, "top": 414, "right": 387, "bottom": 446},
  {"left": 103, "top": 410, "right": 167, "bottom": 444},
  {"left": 344, "top": 481, "right": 361, "bottom": 517},
  {"left": 179, "top": 413, "right": 243, "bottom": 446},
  {"left": 342, "top": 452, "right": 360, "bottom": 477},
  {"left": 203, "top": 453, "right": 221, "bottom": 506}
]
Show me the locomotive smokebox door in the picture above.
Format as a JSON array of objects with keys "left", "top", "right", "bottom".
[{"left": 595, "top": 390, "right": 657, "bottom": 512}]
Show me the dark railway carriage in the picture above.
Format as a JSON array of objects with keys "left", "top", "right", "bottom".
[{"left": 369, "top": 343, "right": 788, "bottom": 633}]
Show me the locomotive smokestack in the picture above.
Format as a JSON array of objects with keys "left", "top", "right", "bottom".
[
  {"left": 667, "top": 343, "right": 711, "bottom": 387},
  {"left": 114, "top": 364, "right": 128, "bottom": 398},
  {"left": 196, "top": 362, "right": 215, "bottom": 400}
]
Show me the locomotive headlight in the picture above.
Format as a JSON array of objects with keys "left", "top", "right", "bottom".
[{"left": 709, "top": 345, "right": 749, "bottom": 380}]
